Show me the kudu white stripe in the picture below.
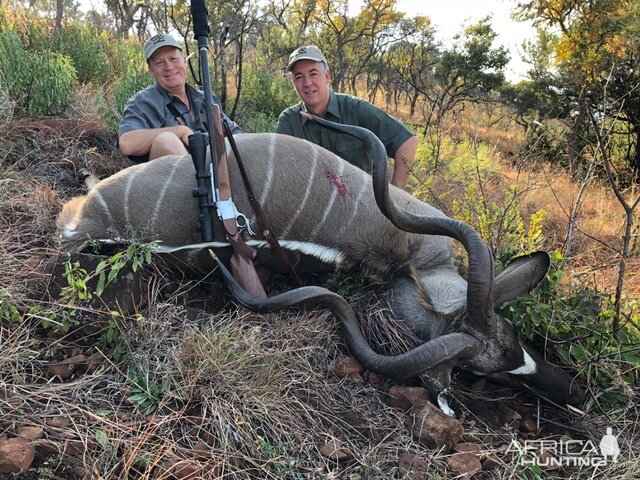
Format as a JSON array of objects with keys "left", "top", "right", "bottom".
[
  {"left": 279, "top": 143, "right": 319, "bottom": 239},
  {"left": 308, "top": 154, "right": 344, "bottom": 241},
  {"left": 150, "top": 160, "right": 181, "bottom": 231},
  {"left": 92, "top": 189, "right": 114, "bottom": 226},
  {"left": 123, "top": 166, "right": 138, "bottom": 227},
  {"left": 258, "top": 134, "right": 277, "bottom": 206}
]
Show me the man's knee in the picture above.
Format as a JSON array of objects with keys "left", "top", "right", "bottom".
[{"left": 149, "top": 132, "right": 188, "bottom": 160}]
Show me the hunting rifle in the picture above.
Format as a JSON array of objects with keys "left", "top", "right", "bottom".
[{"left": 189, "top": 0, "right": 266, "bottom": 298}]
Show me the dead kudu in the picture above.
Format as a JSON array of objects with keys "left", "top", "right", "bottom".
[{"left": 56, "top": 120, "right": 580, "bottom": 407}]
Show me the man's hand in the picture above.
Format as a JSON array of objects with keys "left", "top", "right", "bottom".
[{"left": 177, "top": 125, "right": 193, "bottom": 147}]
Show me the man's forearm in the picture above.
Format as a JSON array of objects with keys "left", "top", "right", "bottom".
[
  {"left": 119, "top": 126, "right": 192, "bottom": 156},
  {"left": 390, "top": 136, "right": 418, "bottom": 189}
]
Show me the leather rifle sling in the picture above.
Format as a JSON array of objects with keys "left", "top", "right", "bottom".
[
  {"left": 221, "top": 119, "right": 304, "bottom": 287},
  {"left": 211, "top": 105, "right": 267, "bottom": 298}
]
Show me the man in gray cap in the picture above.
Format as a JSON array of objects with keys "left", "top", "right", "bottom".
[
  {"left": 119, "top": 33, "right": 241, "bottom": 164},
  {"left": 276, "top": 45, "right": 417, "bottom": 189}
]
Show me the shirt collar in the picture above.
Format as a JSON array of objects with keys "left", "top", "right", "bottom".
[
  {"left": 156, "top": 83, "right": 201, "bottom": 105},
  {"left": 300, "top": 91, "right": 339, "bottom": 125}
]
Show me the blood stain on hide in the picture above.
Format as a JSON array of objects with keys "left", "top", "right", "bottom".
[{"left": 325, "top": 170, "right": 347, "bottom": 196}]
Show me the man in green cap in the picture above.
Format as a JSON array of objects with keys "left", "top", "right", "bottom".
[{"left": 277, "top": 45, "right": 418, "bottom": 189}]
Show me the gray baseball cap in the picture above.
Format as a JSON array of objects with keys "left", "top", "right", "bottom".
[
  {"left": 286, "top": 46, "right": 328, "bottom": 71},
  {"left": 144, "top": 34, "right": 182, "bottom": 61}
]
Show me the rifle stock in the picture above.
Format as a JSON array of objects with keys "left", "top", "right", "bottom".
[
  {"left": 229, "top": 251, "right": 267, "bottom": 298},
  {"left": 212, "top": 106, "right": 266, "bottom": 299}
]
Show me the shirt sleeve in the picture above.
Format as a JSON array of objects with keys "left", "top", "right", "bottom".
[
  {"left": 118, "top": 90, "right": 161, "bottom": 136},
  {"left": 223, "top": 113, "right": 242, "bottom": 134},
  {"left": 355, "top": 99, "right": 414, "bottom": 158}
]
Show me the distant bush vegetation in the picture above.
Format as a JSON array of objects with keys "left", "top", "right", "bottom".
[{"left": 0, "top": 29, "right": 76, "bottom": 116}]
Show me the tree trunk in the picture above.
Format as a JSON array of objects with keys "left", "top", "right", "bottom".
[
  {"left": 218, "top": 40, "right": 228, "bottom": 110},
  {"left": 54, "top": 0, "right": 63, "bottom": 35},
  {"left": 567, "top": 87, "right": 588, "bottom": 180},
  {"left": 632, "top": 122, "right": 640, "bottom": 182},
  {"left": 410, "top": 92, "right": 418, "bottom": 116},
  {"left": 230, "top": 36, "right": 244, "bottom": 118}
]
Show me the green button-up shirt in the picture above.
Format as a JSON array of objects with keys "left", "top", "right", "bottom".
[{"left": 275, "top": 92, "right": 414, "bottom": 173}]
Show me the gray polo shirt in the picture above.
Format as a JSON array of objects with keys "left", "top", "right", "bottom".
[
  {"left": 275, "top": 91, "right": 414, "bottom": 173},
  {"left": 119, "top": 83, "right": 241, "bottom": 139}
]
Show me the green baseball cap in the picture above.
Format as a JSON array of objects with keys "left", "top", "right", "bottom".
[
  {"left": 286, "top": 46, "right": 328, "bottom": 71},
  {"left": 144, "top": 33, "right": 182, "bottom": 61}
]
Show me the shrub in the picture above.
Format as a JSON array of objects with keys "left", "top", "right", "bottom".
[
  {"left": 453, "top": 182, "right": 546, "bottom": 264},
  {"left": 28, "top": 52, "right": 77, "bottom": 116},
  {"left": 236, "top": 68, "right": 299, "bottom": 132},
  {"left": 0, "top": 29, "right": 77, "bottom": 117},
  {"left": 0, "top": 29, "right": 31, "bottom": 105},
  {"left": 0, "top": 70, "right": 13, "bottom": 120},
  {"left": 519, "top": 121, "right": 566, "bottom": 165},
  {"left": 107, "top": 38, "right": 147, "bottom": 81},
  {"left": 95, "top": 37, "right": 150, "bottom": 133},
  {"left": 0, "top": 4, "right": 52, "bottom": 53},
  {"left": 55, "top": 21, "right": 111, "bottom": 85}
]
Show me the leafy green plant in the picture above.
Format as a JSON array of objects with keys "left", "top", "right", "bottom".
[
  {"left": 60, "top": 243, "right": 154, "bottom": 304},
  {"left": 453, "top": 182, "right": 546, "bottom": 265},
  {"left": 500, "top": 252, "right": 640, "bottom": 408},
  {"left": 255, "top": 435, "right": 298, "bottom": 477},
  {"left": 27, "top": 51, "right": 77, "bottom": 116},
  {"left": 101, "top": 311, "right": 126, "bottom": 363},
  {"left": 60, "top": 259, "right": 92, "bottom": 305},
  {"left": 94, "top": 243, "right": 154, "bottom": 296},
  {"left": 238, "top": 111, "right": 279, "bottom": 134},
  {"left": 413, "top": 133, "right": 496, "bottom": 178},
  {"left": 0, "top": 28, "right": 77, "bottom": 116},
  {"left": 2, "top": 287, "right": 80, "bottom": 333},
  {"left": 0, "top": 70, "right": 13, "bottom": 119},
  {"left": 519, "top": 121, "right": 567, "bottom": 166},
  {"left": 126, "top": 367, "right": 171, "bottom": 415},
  {"left": 55, "top": 21, "right": 111, "bottom": 85},
  {"left": 236, "top": 67, "right": 299, "bottom": 132},
  {"left": 506, "top": 439, "right": 544, "bottom": 480},
  {"left": 0, "top": 29, "right": 32, "bottom": 105},
  {"left": 0, "top": 288, "right": 22, "bottom": 324},
  {"left": 31, "top": 305, "right": 79, "bottom": 334}
]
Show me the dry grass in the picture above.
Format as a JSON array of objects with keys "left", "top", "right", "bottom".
[
  {"left": 496, "top": 156, "right": 640, "bottom": 300},
  {"left": 414, "top": 107, "right": 639, "bottom": 298},
  {"left": 1, "top": 115, "right": 638, "bottom": 479}
]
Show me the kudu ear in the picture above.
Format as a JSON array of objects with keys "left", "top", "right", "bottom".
[{"left": 493, "top": 252, "right": 550, "bottom": 307}]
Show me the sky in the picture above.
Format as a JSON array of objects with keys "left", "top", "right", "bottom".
[{"left": 388, "top": 0, "right": 537, "bottom": 81}]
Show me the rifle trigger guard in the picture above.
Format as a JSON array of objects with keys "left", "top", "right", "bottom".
[{"left": 236, "top": 213, "right": 255, "bottom": 236}]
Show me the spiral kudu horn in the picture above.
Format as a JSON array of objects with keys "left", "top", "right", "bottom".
[
  {"left": 212, "top": 252, "right": 481, "bottom": 378},
  {"left": 301, "top": 113, "right": 495, "bottom": 333}
]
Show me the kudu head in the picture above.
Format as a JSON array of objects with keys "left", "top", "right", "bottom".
[{"left": 226, "top": 114, "right": 580, "bottom": 406}]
